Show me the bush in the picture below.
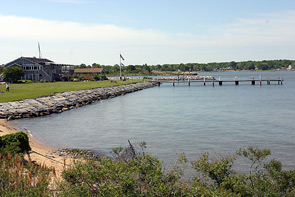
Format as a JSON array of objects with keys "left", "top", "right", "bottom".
[
  {"left": 59, "top": 142, "right": 197, "bottom": 196},
  {"left": 60, "top": 144, "right": 295, "bottom": 196},
  {"left": 0, "top": 132, "right": 53, "bottom": 196},
  {"left": 143, "top": 76, "right": 152, "bottom": 80},
  {"left": 1, "top": 133, "right": 295, "bottom": 196},
  {"left": 0, "top": 131, "right": 31, "bottom": 156},
  {"left": 94, "top": 76, "right": 100, "bottom": 81},
  {"left": 192, "top": 147, "right": 295, "bottom": 196},
  {"left": 2, "top": 66, "right": 24, "bottom": 83}
]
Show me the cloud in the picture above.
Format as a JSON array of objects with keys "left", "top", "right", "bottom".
[
  {"left": 49, "top": 0, "right": 86, "bottom": 4},
  {"left": 1, "top": 10, "right": 295, "bottom": 64},
  {"left": 216, "top": 10, "right": 295, "bottom": 47},
  {"left": 0, "top": 14, "right": 165, "bottom": 44}
]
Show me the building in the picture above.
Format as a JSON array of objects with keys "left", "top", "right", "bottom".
[
  {"left": 74, "top": 68, "right": 105, "bottom": 75},
  {"left": 4, "top": 57, "right": 74, "bottom": 81}
]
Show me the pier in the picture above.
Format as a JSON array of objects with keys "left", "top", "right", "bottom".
[{"left": 154, "top": 76, "right": 284, "bottom": 86}]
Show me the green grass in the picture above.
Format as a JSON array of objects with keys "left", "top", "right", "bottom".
[{"left": 0, "top": 79, "right": 144, "bottom": 103}]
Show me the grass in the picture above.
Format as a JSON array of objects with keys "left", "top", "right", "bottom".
[{"left": 0, "top": 79, "right": 145, "bottom": 103}]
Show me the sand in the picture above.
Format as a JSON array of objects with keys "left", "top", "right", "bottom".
[{"left": 0, "top": 119, "right": 75, "bottom": 178}]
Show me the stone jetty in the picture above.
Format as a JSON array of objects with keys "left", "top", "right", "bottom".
[{"left": 0, "top": 81, "right": 158, "bottom": 120}]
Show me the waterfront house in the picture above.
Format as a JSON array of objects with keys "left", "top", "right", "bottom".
[{"left": 4, "top": 57, "right": 74, "bottom": 81}]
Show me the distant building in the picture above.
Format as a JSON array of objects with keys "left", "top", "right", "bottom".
[
  {"left": 4, "top": 57, "right": 74, "bottom": 81},
  {"left": 74, "top": 68, "right": 105, "bottom": 75},
  {"left": 287, "top": 65, "right": 293, "bottom": 70}
]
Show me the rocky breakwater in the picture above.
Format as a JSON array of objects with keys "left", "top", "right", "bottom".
[{"left": 0, "top": 81, "right": 158, "bottom": 120}]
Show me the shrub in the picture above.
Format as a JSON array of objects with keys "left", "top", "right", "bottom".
[
  {"left": 2, "top": 66, "right": 24, "bottom": 83},
  {"left": 94, "top": 76, "right": 100, "bottom": 81},
  {"left": 0, "top": 131, "right": 31, "bottom": 156},
  {"left": 59, "top": 142, "right": 197, "bottom": 196}
]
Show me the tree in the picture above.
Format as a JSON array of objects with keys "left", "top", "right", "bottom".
[
  {"left": 79, "top": 63, "right": 87, "bottom": 68},
  {"left": 2, "top": 66, "right": 24, "bottom": 82},
  {"left": 0, "top": 65, "right": 4, "bottom": 74}
]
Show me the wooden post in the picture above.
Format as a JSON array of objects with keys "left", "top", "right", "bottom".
[
  {"left": 218, "top": 76, "right": 222, "bottom": 86},
  {"left": 204, "top": 77, "right": 206, "bottom": 86},
  {"left": 158, "top": 82, "right": 161, "bottom": 86},
  {"left": 259, "top": 75, "right": 262, "bottom": 86},
  {"left": 173, "top": 79, "right": 175, "bottom": 87},
  {"left": 281, "top": 76, "right": 283, "bottom": 85},
  {"left": 235, "top": 76, "right": 239, "bottom": 85},
  {"left": 267, "top": 76, "right": 270, "bottom": 85},
  {"left": 212, "top": 77, "right": 214, "bottom": 87},
  {"left": 188, "top": 78, "right": 190, "bottom": 86},
  {"left": 251, "top": 76, "right": 255, "bottom": 85}
]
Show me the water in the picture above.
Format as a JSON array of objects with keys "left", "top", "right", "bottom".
[{"left": 11, "top": 71, "right": 295, "bottom": 172}]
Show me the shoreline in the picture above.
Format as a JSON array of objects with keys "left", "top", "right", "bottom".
[
  {"left": 0, "top": 81, "right": 158, "bottom": 120},
  {"left": 0, "top": 119, "right": 76, "bottom": 178},
  {"left": 0, "top": 82, "right": 158, "bottom": 176}
]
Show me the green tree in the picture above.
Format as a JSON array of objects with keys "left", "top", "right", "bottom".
[
  {"left": 0, "top": 65, "right": 4, "bottom": 73},
  {"left": 79, "top": 63, "right": 87, "bottom": 68},
  {"left": 2, "top": 66, "right": 24, "bottom": 82}
]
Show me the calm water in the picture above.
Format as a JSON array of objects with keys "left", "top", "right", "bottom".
[{"left": 11, "top": 71, "right": 295, "bottom": 172}]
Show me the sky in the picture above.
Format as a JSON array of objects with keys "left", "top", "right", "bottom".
[{"left": 1, "top": 0, "right": 295, "bottom": 65}]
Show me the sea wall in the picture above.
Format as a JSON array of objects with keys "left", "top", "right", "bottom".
[{"left": 0, "top": 81, "right": 158, "bottom": 120}]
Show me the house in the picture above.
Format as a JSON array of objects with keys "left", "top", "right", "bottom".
[
  {"left": 4, "top": 57, "right": 74, "bottom": 81},
  {"left": 74, "top": 68, "right": 105, "bottom": 75}
]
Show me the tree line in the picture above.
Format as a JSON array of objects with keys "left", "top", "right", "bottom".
[{"left": 76, "top": 59, "right": 295, "bottom": 75}]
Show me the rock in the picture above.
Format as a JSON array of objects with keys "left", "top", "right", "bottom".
[{"left": 0, "top": 81, "right": 158, "bottom": 119}]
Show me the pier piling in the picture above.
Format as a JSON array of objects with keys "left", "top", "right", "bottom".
[
  {"left": 235, "top": 76, "right": 239, "bottom": 85},
  {"left": 251, "top": 76, "right": 255, "bottom": 85},
  {"left": 219, "top": 77, "right": 222, "bottom": 86}
]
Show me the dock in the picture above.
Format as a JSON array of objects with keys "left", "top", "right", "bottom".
[{"left": 153, "top": 76, "right": 284, "bottom": 86}]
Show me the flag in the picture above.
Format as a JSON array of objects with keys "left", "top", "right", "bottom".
[
  {"left": 120, "top": 63, "right": 125, "bottom": 66},
  {"left": 120, "top": 54, "right": 125, "bottom": 61}
]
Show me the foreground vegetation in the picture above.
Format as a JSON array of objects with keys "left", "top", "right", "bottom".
[
  {"left": 0, "top": 79, "right": 144, "bottom": 103},
  {"left": 1, "top": 132, "right": 295, "bottom": 196}
]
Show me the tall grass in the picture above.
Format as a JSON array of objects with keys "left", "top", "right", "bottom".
[{"left": 0, "top": 154, "right": 53, "bottom": 196}]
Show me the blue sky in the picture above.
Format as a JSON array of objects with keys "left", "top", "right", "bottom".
[{"left": 1, "top": 0, "right": 295, "bottom": 65}]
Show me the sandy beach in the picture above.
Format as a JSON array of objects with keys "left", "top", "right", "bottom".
[{"left": 0, "top": 119, "right": 74, "bottom": 178}]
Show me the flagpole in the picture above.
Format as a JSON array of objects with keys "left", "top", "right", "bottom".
[{"left": 120, "top": 54, "right": 122, "bottom": 80}]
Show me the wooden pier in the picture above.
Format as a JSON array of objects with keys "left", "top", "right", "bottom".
[{"left": 154, "top": 76, "right": 284, "bottom": 87}]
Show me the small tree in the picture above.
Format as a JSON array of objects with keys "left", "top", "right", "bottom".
[{"left": 3, "top": 66, "right": 24, "bottom": 82}]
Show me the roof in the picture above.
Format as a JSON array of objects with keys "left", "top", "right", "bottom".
[
  {"left": 74, "top": 68, "right": 104, "bottom": 73},
  {"left": 23, "top": 57, "right": 54, "bottom": 64}
]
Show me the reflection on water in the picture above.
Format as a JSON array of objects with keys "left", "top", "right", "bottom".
[{"left": 11, "top": 71, "right": 295, "bottom": 172}]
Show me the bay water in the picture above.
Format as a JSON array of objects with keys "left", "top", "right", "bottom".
[{"left": 11, "top": 71, "right": 295, "bottom": 173}]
